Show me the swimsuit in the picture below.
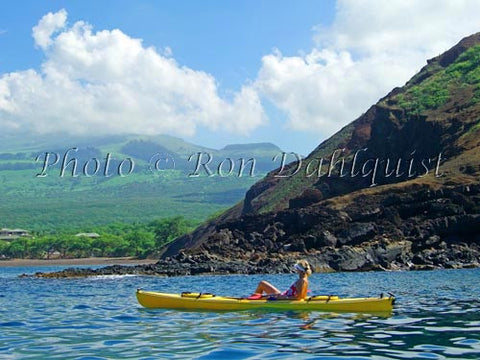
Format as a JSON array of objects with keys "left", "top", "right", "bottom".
[{"left": 282, "top": 282, "right": 298, "bottom": 297}]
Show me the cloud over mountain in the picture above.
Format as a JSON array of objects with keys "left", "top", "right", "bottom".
[
  {"left": 255, "top": 0, "right": 480, "bottom": 137},
  {"left": 1, "top": 2, "right": 480, "bottom": 141},
  {"left": 0, "top": 10, "right": 266, "bottom": 137}
]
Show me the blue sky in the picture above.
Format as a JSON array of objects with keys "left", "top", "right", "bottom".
[
  {"left": 0, "top": 1, "right": 333, "bottom": 81},
  {"left": 1, "top": 1, "right": 479, "bottom": 155}
]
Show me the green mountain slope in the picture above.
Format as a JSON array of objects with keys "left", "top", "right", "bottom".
[{"left": 0, "top": 134, "right": 283, "bottom": 232}]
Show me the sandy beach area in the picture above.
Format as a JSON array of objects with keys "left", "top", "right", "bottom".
[{"left": 0, "top": 257, "right": 158, "bottom": 267}]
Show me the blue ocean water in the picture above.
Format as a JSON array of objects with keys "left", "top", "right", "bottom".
[{"left": 1, "top": 266, "right": 479, "bottom": 359}]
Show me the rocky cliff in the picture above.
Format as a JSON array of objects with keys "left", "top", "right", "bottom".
[{"left": 160, "top": 33, "right": 480, "bottom": 273}]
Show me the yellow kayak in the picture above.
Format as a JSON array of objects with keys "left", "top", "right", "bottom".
[{"left": 136, "top": 289, "right": 395, "bottom": 314}]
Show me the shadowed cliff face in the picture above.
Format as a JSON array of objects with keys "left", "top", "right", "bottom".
[{"left": 161, "top": 33, "right": 480, "bottom": 272}]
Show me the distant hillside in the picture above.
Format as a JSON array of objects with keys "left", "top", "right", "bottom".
[
  {"left": 0, "top": 134, "right": 284, "bottom": 231},
  {"left": 221, "top": 143, "right": 281, "bottom": 152},
  {"left": 163, "top": 33, "right": 480, "bottom": 272}
]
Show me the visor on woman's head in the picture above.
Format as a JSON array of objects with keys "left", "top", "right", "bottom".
[{"left": 293, "top": 263, "right": 305, "bottom": 273}]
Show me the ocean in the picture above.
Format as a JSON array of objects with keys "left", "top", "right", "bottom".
[{"left": 1, "top": 266, "right": 479, "bottom": 359}]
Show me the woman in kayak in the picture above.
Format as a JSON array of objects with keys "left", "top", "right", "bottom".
[{"left": 252, "top": 260, "right": 312, "bottom": 300}]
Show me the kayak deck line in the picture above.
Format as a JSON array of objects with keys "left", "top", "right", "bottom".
[{"left": 136, "top": 289, "right": 395, "bottom": 314}]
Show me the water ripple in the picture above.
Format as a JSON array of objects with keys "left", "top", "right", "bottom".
[{"left": 1, "top": 268, "right": 479, "bottom": 359}]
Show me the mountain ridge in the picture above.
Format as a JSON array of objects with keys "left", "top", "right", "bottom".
[
  {"left": 0, "top": 134, "right": 285, "bottom": 231},
  {"left": 160, "top": 32, "right": 480, "bottom": 272}
]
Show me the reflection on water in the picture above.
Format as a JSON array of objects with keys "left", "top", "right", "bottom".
[{"left": 0, "top": 267, "right": 479, "bottom": 359}]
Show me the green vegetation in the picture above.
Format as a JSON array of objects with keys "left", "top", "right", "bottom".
[
  {"left": 0, "top": 174, "right": 254, "bottom": 232},
  {"left": 0, "top": 216, "right": 197, "bottom": 259},
  {"left": 150, "top": 216, "right": 193, "bottom": 248},
  {"left": 0, "top": 134, "right": 280, "bottom": 257},
  {"left": 396, "top": 78, "right": 450, "bottom": 113},
  {"left": 396, "top": 45, "right": 480, "bottom": 114},
  {"left": 0, "top": 134, "right": 278, "bottom": 231}
]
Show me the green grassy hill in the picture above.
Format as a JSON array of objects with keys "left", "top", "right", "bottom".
[{"left": 0, "top": 134, "right": 283, "bottom": 232}]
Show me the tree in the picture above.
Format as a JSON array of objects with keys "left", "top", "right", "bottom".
[
  {"left": 125, "top": 230, "right": 155, "bottom": 258},
  {"left": 66, "top": 236, "right": 92, "bottom": 258},
  {"left": 37, "top": 236, "right": 59, "bottom": 259},
  {"left": 0, "top": 241, "right": 10, "bottom": 258},
  {"left": 5, "top": 240, "right": 24, "bottom": 258},
  {"left": 152, "top": 216, "right": 191, "bottom": 248},
  {"left": 91, "top": 234, "right": 124, "bottom": 257},
  {"left": 28, "top": 238, "right": 45, "bottom": 258}
]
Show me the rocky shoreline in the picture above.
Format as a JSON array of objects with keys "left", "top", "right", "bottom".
[
  {"left": 28, "top": 239, "right": 480, "bottom": 279},
  {"left": 27, "top": 183, "right": 480, "bottom": 278},
  {"left": 27, "top": 191, "right": 480, "bottom": 280}
]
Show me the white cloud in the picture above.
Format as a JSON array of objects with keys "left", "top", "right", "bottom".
[
  {"left": 256, "top": 0, "right": 480, "bottom": 136},
  {"left": 0, "top": 9, "right": 266, "bottom": 137},
  {"left": 2, "top": 4, "right": 480, "bottom": 141},
  {"left": 32, "top": 9, "right": 67, "bottom": 49}
]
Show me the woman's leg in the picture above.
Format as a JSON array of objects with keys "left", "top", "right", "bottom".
[{"left": 255, "top": 280, "right": 281, "bottom": 295}]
